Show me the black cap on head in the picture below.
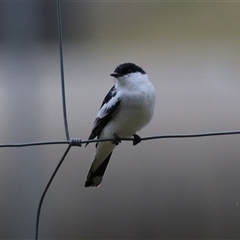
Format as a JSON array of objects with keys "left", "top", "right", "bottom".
[{"left": 110, "top": 63, "right": 146, "bottom": 77}]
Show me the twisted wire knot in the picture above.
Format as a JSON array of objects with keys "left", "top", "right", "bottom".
[{"left": 70, "top": 138, "right": 82, "bottom": 147}]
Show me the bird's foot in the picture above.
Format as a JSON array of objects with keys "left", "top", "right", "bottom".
[
  {"left": 112, "top": 133, "right": 121, "bottom": 145},
  {"left": 133, "top": 134, "right": 142, "bottom": 146}
]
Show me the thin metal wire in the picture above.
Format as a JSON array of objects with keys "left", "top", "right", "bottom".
[
  {"left": 1, "top": 130, "right": 240, "bottom": 149},
  {"left": 140, "top": 130, "right": 240, "bottom": 141},
  {"left": 0, "top": 140, "right": 69, "bottom": 148},
  {"left": 57, "top": 0, "right": 70, "bottom": 141},
  {"left": 35, "top": 2, "right": 70, "bottom": 239},
  {"left": 35, "top": 144, "right": 72, "bottom": 240}
]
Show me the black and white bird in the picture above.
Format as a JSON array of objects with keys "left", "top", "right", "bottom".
[{"left": 85, "top": 63, "right": 156, "bottom": 187}]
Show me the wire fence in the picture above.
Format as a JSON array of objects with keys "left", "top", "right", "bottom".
[
  {"left": 1, "top": 1, "right": 239, "bottom": 240},
  {"left": 1, "top": 130, "right": 240, "bottom": 149}
]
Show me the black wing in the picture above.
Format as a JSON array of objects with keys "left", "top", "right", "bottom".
[
  {"left": 88, "top": 86, "right": 121, "bottom": 141},
  {"left": 100, "top": 86, "right": 116, "bottom": 108}
]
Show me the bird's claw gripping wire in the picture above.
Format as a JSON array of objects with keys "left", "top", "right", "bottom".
[
  {"left": 133, "top": 134, "right": 142, "bottom": 146},
  {"left": 112, "top": 133, "right": 122, "bottom": 145}
]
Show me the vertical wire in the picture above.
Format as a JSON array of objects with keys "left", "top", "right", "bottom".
[
  {"left": 57, "top": 0, "right": 70, "bottom": 140},
  {"left": 35, "top": 2, "right": 72, "bottom": 239},
  {"left": 35, "top": 144, "right": 72, "bottom": 240}
]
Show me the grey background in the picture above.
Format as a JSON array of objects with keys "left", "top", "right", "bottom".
[{"left": 0, "top": 1, "right": 240, "bottom": 239}]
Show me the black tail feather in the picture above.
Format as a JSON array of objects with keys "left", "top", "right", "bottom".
[{"left": 85, "top": 152, "right": 112, "bottom": 187}]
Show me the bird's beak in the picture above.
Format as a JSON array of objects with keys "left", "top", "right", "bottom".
[{"left": 110, "top": 72, "right": 122, "bottom": 78}]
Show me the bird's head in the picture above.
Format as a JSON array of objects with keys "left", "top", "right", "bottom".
[{"left": 110, "top": 63, "right": 146, "bottom": 79}]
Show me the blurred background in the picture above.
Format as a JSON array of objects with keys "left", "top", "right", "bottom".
[{"left": 0, "top": 1, "right": 240, "bottom": 239}]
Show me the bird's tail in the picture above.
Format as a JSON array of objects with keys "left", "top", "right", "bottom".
[{"left": 85, "top": 152, "right": 112, "bottom": 187}]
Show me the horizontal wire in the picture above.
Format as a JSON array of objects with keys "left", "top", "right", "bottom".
[
  {"left": 140, "top": 130, "right": 240, "bottom": 140},
  {"left": 1, "top": 130, "right": 240, "bottom": 148},
  {"left": 0, "top": 141, "right": 69, "bottom": 148}
]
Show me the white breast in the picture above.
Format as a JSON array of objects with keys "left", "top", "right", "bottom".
[{"left": 100, "top": 72, "right": 156, "bottom": 139}]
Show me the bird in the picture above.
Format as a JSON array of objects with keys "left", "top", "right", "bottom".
[{"left": 85, "top": 62, "right": 156, "bottom": 187}]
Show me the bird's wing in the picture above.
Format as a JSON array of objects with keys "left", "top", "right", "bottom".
[{"left": 88, "top": 86, "right": 121, "bottom": 141}]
